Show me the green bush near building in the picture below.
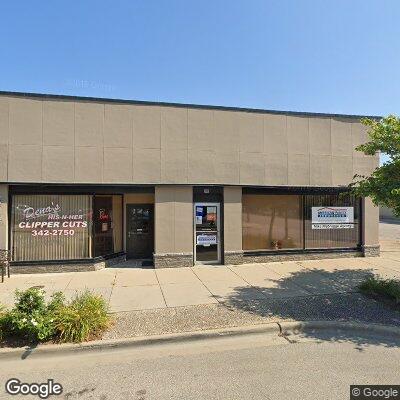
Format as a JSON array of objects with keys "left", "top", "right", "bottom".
[
  {"left": 359, "top": 276, "right": 400, "bottom": 305},
  {"left": 0, "top": 288, "right": 111, "bottom": 345},
  {"left": 54, "top": 290, "right": 110, "bottom": 343}
]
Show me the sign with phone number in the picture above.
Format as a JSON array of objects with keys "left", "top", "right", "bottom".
[
  {"left": 15, "top": 202, "right": 89, "bottom": 237},
  {"left": 32, "top": 229, "right": 76, "bottom": 237}
]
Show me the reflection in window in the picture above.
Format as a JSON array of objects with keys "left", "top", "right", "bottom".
[
  {"left": 304, "top": 194, "right": 360, "bottom": 249},
  {"left": 242, "top": 195, "right": 303, "bottom": 251},
  {"left": 242, "top": 193, "right": 361, "bottom": 251},
  {"left": 93, "top": 195, "right": 123, "bottom": 257},
  {"left": 11, "top": 194, "right": 92, "bottom": 261}
]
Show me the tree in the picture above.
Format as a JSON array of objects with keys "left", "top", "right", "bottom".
[{"left": 350, "top": 115, "right": 400, "bottom": 216}]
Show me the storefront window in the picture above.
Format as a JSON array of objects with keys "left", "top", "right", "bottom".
[
  {"left": 93, "top": 195, "right": 123, "bottom": 257},
  {"left": 11, "top": 195, "right": 92, "bottom": 261},
  {"left": 242, "top": 192, "right": 360, "bottom": 252},
  {"left": 304, "top": 194, "right": 360, "bottom": 249},
  {"left": 11, "top": 193, "right": 124, "bottom": 262},
  {"left": 242, "top": 195, "right": 303, "bottom": 251}
]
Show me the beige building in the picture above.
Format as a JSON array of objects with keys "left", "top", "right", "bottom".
[{"left": 0, "top": 91, "right": 380, "bottom": 273}]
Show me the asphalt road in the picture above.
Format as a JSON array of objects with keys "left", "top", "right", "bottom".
[{"left": 1, "top": 329, "right": 400, "bottom": 400}]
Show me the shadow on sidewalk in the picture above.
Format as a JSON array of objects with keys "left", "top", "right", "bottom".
[{"left": 222, "top": 267, "right": 400, "bottom": 349}]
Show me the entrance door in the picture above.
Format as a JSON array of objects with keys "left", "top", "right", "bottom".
[
  {"left": 126, "top": 204, "right": 154, "bottom": 259},
  {"left": 194, "top": 203, "right": 221, "bottom": 264}
]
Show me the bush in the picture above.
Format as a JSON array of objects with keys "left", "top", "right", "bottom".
[
  {"left": 0, "top": 304, "right": 6, "bottom": 341},
  {"left": 0, "top": 288, "right": 111, "bottom": 344},
  {"left": 53, "top": 290, "right": 110, "bottom": 343},
  {"left": 359, "top": 276, "right": 400, "bottom": 304},
  {"left": 0, "top": 288, "right": 60, "bottom": 342}
]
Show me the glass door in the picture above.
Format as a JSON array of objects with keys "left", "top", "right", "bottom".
[{"left": 194, "top": 203, "right": 221, "bottom": 264}]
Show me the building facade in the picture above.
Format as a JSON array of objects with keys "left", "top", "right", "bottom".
[{"left": 0, "top": 92, "right": 380, "bottom": 273}]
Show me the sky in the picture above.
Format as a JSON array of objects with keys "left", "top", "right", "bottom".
[{"left": 0, "top": 1, "right": 398, "bottom": 162}]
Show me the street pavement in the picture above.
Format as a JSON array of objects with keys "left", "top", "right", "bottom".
[{"left": 1, "top": 328, "right": 399, "bottom": 399}]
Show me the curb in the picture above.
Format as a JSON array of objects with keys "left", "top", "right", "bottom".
[
  {"left": 0, "top": 323, "right": 280, "bottom": 361},
  {"left": 0, "top": 320, "right": 399, "bottom": 361},
  {"left": 277, "top": 320, "right": 400, "bottom": 338}
]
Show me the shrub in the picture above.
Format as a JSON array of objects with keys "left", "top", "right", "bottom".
[
  {"left": 53, "top": 290, "right": 110, "bottom": 343},
  {"left": 0, "top": 304, "right": 6, "bottom": 341},
  {"left": 359, "top": 276, "right": 400, "bottom": 304},
  {"left": 0, "top": 288, "right": 58, "bottom": 342},
  {"left": 0, "top": 288, "right": 110, "bottom": 344}
]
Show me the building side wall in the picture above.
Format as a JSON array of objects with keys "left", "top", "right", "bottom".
[
  {"left": 380, "top": 205, "right": 399, "bottom": 220},
  {"left": 362, "top": 197, "right": 380, "bottom": 256},
  {"left": 154, "top": 185, "right": 193, "bottom": 267},
  {"left": 0, "top": 95, "right": 378, "bottom": 187},
  {"left": 0, "top": 184, "right": 8, "bottom": 251},
  {"left": 223, "top": 186, "right": 243, "bottom": 264}
]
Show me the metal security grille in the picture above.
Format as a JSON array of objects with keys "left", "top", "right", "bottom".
[
  {"left": 242, "top": 192, "right": 361, "bottom": 252},
  {"left": 303, "top": 194, "right": 360, "bottom": 249},
  {"left": 11, "top": 194, "right": 92, "bottom": 261}
]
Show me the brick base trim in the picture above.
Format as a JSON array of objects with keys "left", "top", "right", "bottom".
[
  {"left": 154, "top": 252, "right": 193, "bottom": 268},
  {"left": 224, "top": 250, "right": 244, "bottom": 265},
  {"left": 243, "top": 251, "right": 363, "bottom": 264},
  {"left": 362, "top": 245, "right": 380, "bottom": 257},
  {"left": 10, "top": 254, "right": 126, "bottom": 274}
]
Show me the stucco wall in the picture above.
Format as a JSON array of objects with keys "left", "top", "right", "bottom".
[
  {"left": 154, "top": 186, "right": 193, "bottom": 255},
  {"left": 223, "top": 186, "right": 242, "bottom": 251},
  {"left": 363, "top": 197, "right": 380, "bottom": 246},
  {"left": 0, "top": 94, "right": 378, "bottom": 186},
  {"left": 0, "top": 184, "right": 8, "bottom": 251}
]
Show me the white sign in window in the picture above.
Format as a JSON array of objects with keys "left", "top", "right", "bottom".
[
  {"left": 311, "top": 206, "right": 354, "bottom": 229},
  {"left": 196, "top": 234, "right": 217, "bottom": 246}
]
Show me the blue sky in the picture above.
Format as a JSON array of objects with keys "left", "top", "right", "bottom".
[{"left": 0, "top": 1, "right": 398, "bottom": 161}]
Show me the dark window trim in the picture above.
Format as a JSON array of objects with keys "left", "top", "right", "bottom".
[
  {"left": 93, "top": 194, "right": 124, "bottom": 257},
  {"left": 9, "top": 192, "right": 125, "bottom": 262},
  {"left": 242, "top": 186, "right": 352, "bottom": 195},
  {"left": 242, "top": 190, "right": 361, "bottom": 252},
  {"left": 9, "top": 184, "right": 154, "bottom": 195},
  {"left": 302, "top": 194, "right": 306, "bottom": 250},
  {"left": 91, "top": 194, "right": 95, "bottom": 258},
  {"left": 244, "top": 247, "right": 361, "bottom": 257},
  {"left": 10, "top": 251, "right": 126, "bottom": 266},
  {"left": 192, "top": 186, "right": 224, "bottom": 264}
]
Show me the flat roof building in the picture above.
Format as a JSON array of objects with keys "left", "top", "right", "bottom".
[{"left": 0, "top": 91, "right": 380, "bottom": 273}]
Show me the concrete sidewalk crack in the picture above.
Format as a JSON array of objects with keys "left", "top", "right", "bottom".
[
  {"left": 154, "top": 270, "right": 168, "bottom": 307},
  {"left": 107, "top": 272, "right": 117, "bottom": 307},
  {"left": 190, "top": 267, "right": 222, "bottom": 304},
  {"left": 276, "top": 322, "right": 297, "bottom": 344}
]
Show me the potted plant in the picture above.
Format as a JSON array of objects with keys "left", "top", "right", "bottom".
[{"left": 271, "top": 240, "right": 279, "bottom": 250}]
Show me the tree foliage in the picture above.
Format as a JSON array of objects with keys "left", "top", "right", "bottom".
[{"left": 350, "top": 115, "right": 400, "bottom": 216}]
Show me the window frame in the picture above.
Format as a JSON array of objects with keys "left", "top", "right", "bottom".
[
  {"left": 242, "top": 188, "right": 362, "bottom": 254},
  {"left": 9, "top": 191, "right": 125, "bottom": 264}
]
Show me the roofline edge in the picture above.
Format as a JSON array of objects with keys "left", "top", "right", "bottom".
[{"left": 0, "top": 90, "right": 382, "bottom": 119}]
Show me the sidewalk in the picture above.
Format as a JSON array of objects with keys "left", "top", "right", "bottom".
[
  {"left": 2, "top": 228, "right": 400, "bottom": 341},
  {"left": 1, "top": 251, "right": 400, "bottom": 313}
]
